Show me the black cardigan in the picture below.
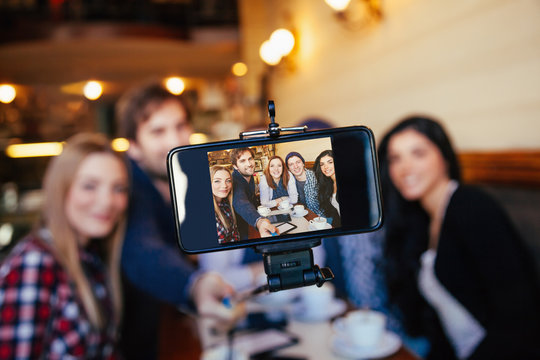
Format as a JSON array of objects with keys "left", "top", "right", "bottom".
[{"left": 429, "top": 185, "right": 540, "bottom": 359}]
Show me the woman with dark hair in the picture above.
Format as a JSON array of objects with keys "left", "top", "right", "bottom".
[
  {"left": 379, "top": 116, "right": 540, "bottom": 359},
  {"left": 313, "top": 149, "right": 341, "bottom": 226},
  {"left": 0, "top": 133, "right": 129, "bottom": 358}
]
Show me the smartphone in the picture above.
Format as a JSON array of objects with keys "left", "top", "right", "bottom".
[
  {"left": 274, "top": 222, "right": 297, "bottom": 235},
  {"left": 267, "top": 214, "right": 292, "bottom": 223},
  {"left": 167, "top": 126, "right": 382, "bottom": 254}
]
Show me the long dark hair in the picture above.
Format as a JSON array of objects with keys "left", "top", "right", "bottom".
[
  {"left": 313, "top": 150, "right": 340, "bottom": 225},
  {"left": 378, "top": 115, "right": 461, "bottom": 335}
]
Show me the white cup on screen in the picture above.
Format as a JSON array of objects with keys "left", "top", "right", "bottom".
[
  {"left": 257, "top": 206, "right": 270, "bottom": 216},
  {"left": 279, "top": 199, "right": 290, "bottom": 209},
  {"left": 309, "top": 216, "right": 327, "bottom": 229}
]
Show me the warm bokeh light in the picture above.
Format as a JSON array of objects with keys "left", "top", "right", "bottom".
[
  {"left": 0, "top": 223, "right": 14, "bottom": 248},
  {"left": 165, "top": 77, "right": 185, "bottom": 95},
  {"left": 0, "top": 84, "right": 16, "bottom": 104},
  {"left": 232, "top": 62, "right": 248, "bottom": 77},
  {"left": 6, "top": 142, "right": 64, "bottom": 158},
  {"left": 83, "top": 81, "right": 103, "bottom": 100},
  {"left": 325, "top": 0, "right": 351, "bottom": 11},
  {"left": 259, "top": 40, "right": 282, "bottom": 66},
  {"left": 111, "top": 137, "right": 130, "bottom": 152},
  {"left": 270, "top": 29, "right": 295, "bottom": 56},
  {"left": 189, "top": 133, "right": 209, "bottom": 144}
]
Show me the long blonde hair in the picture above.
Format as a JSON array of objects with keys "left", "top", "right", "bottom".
[
  {"left": 210, "top": 165, "right": 236, "bottom": 230},
  {"left": 40, "top": 133, "right": 128, "bottom": 329}
]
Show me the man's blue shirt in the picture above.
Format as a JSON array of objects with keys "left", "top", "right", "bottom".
[
  {"left": 121, "top": 159, "right": 195, "bottom": 305},
  {"left": 231, "top": 168, "right": 260, "bottom": 239}
]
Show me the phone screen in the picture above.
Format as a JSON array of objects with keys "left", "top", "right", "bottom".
[
  {"left": 168, "top": 126, "right": 382, "bottom": 253},
  {"left": 268, "top": 214, "right": 292, "bottom": 223},
  {"left": 275, "top": 222, "right": 297, "bottom": 235}
]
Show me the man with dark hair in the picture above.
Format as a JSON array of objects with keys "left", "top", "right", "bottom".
[
  {"left": 230, "top": 148, "right": 277, "bottom": 239},
  {"left": 117, "top": 82, "right": 242, "bottom": 360},
  {"left": 285, "top": 151, "right": 322, "bottom": 216}
]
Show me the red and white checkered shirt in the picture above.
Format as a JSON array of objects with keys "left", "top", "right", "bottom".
[
  {"left": 216, "top": 200, "right": 240, "bottom": 244},
  {"left": 0, "top": 234, "right": 120, "bottom": 359}
]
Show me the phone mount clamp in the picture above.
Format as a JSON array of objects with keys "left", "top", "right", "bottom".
[
  {"left": 240, "top": 100, "right": 334, "bottom": 292},
  {"left": 239, "top": 100, "right": 308, "bottom": 140},
  {"left": 255, "top": 240, "right": 334, "bottom": 292}
]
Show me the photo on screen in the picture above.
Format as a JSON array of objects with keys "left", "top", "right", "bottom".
[{"left": 207, "top": 137, "right": 340, "bottom": 244}]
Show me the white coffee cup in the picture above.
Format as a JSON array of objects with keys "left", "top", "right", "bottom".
[
  {"left": 279, "top": 199, "right": 290, "bottom": 209},
  {"left": 257, "top": 205, "right": 270, "bottom": 216},
  {"left": 334, "top": 309, "right": 386, "bottom": 347},
  {"left": 293, "top": 204, "right": 304, "bottom": 214},
  {"left": 309, "top": 216, "right": 327, "bottom": 229},
  {"left": 299, "top": 283, "right": 334, "bottom": 320}
]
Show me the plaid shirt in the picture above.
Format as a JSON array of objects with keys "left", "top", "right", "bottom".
[
  {"left": 304, "top": 169, "right": 323, "bottom": 216},
  {"left": 216, "top": 200, "right": 240, "bottom": 244},
  {"left": 0, "top": 234, "right": 119, "bottom": 359}
]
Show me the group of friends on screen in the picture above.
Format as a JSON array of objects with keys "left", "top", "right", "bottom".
[{"left": 210, "top": 147, "right": 341, "bottom": 243}]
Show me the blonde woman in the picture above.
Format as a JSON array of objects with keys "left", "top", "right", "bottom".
[
  {"left": 0, "top": 133, "right": 129, "bottom": 359},
  {"left": 211, "top": 165, "right": 239, "bottom": 243}
]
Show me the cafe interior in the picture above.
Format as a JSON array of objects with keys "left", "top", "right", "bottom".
[{"left": 1, "top": 0, "right": 540, "bottom": 359}]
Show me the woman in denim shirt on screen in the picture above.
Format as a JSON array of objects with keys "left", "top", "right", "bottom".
[{"left": 259, "top": 155, "right": 298, "bottom": 209}]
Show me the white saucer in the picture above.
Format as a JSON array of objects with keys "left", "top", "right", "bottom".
[
  {"left": 289, "top": 298, "right": 347, "bottom": 322},
  {"left": 291, "top": 209, "right": 309, "bottom": 217},
  {"left": 308, "top": 222, "right": 332, "bottom": 231},
  {"left": 329, "top": 331, "right": 401, "bottom": 359},
  {"left": 278, "top": 204, "right": 293, "bottom": 211}
]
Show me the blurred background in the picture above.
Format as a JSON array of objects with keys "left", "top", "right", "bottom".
[{"left": 1, "top": 0, "right": 540, "bottom": 254}]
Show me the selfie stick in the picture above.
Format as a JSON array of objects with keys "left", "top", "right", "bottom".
[{"left": 239, "top": 100, "right": 335, "bottom": 292}]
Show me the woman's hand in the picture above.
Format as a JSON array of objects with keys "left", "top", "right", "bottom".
[{"left": 191, "top": 272, "right": 246, "bottom": 333}]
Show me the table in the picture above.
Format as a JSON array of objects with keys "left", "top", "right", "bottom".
[
  {"left": 248, "top": 205, "right": 323, "bottom": 239},
  {"left": 276, "top": 319, "right": 418, "bottom": 360},
  {"left": 193, "top": 297, "right": 419, "bottom": 360}
]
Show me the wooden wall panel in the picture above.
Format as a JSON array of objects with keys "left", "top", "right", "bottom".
[{"left": 459, "top": 151, "right": 540, "bottom": 188}]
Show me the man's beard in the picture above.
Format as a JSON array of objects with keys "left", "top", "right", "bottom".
[{"left": 240, "top": 168, "right": 254, "bottom": 177}]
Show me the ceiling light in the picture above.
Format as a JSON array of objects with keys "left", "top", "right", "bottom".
[
  {"left": 165, "top": 77, "right": 185, "bottom": 95},
  {"left": 0, "top": 84, "right": 16, "bottom": 104},
  {"left": 6, "top": 142, "right": 64, "bottom": 158},
  {"left": 325, "top": 0, "right": 351, "bottom": 11},
  {"left": 111, "top": 138, "right": 130, "bottom": 152},
  {"left": 189, "top": 133, "right": 209, "bottom": 144},
  {"left": 232, "top": 62, "right": 248, "bottom": 77},
  {"left": 83, "top": 81, "right": 103, "bottom": 100},
  {"left": 259, "top": 40, "right": 282, "bottom": 66},
  {"left": 270, "top": 29, "right": 295, "bottom": 57}
]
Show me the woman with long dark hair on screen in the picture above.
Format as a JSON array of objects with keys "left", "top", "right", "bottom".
[
  {"left": 379, "top": 115, "right": 540, "bottom": 359},
  {"left": 210, "top": 165, "right": 239, "bottom": 243},
  {"left": 313, "top": 149, "right": 341, "bottom": 226},
  {"left": 259, "top": 155, "right": 298, "bottom": 208},
  {"left": 0, "top": 133, "right": 128, "bottom": 358}
]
